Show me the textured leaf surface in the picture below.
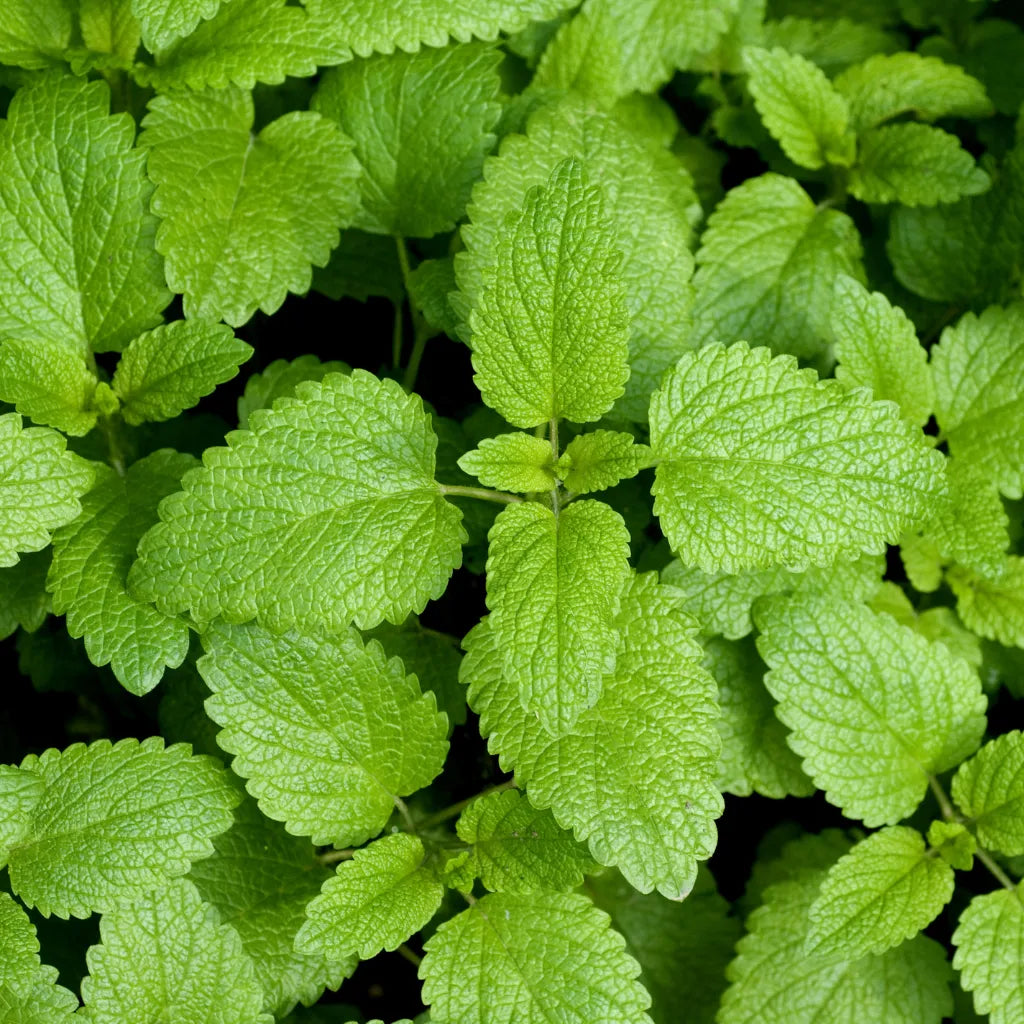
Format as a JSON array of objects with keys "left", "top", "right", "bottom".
[
  {"left": 649, "top": 343, "right": 943, "bottom": 573},
  {"left": 927, "top": 819, "right": 976, "bottom": 871},
  {"left": 760, "top": 16, "right": 902, "bottom": 75},
  {"left": 464, "top": 572, "right": 722, "bottom": 897},
  {"left": 0, "top": 768, "right": 44, "bottom": 865},
  {"left": 130, "top": 371, "right": 465, "bottom": 633},
  {"left": 755, "top": 593, "right": 986, "bottom": 826},
  {"left": 689, "top": 174, "right": 863, "bottom": 358},
  {"left": 0, "top": 1, "right": 72, "bottom": 69},
  {"left": 80, "top": 0, "right": 142, "bottom": 63},
  {"left": 556, "top": 431, "right": 651, "bottom": 495},
  {"left": 486, "top": 500, "right": 630, "bottom": 734},
  {"left": 457, "top": 433, "right": 556, "bottom": 493},
  {"left": 80, "top": 877, "right": 271, "bottom": 1024},
  {"left": 236, "top": 355, "right": 349, "bottom": 429},
  {"left": 0, "top": 551, "right": 51, "bottom": 641},
  {"left": 950, "top": 558, "right": 1024, "bottom": 648},
  {"left": 199, "top": 621, "right": 448, "bottom": 847},
  {"left": 140, "top": 86, "right": 358, "bottom": 327},
  {"left": 312, "top": 42, "right": 501, "bottom": 238},
  {"left": 952, "top": 731, "right": 1024, "bottom": 856},
  {"left": 5, "top": 737, "right": 239, "bottom": 918},
  {"left": 297, "top": 834, "right": 443, "bottom": 960},
  {"left": 0, "top": 74, "right": 168, "bottom": 355},
  {"left": 131, "top": 0, "right": 229, "bottom": 49},
  {"left": 421, "top": 891, "right": 652, "bottom": 1024}
]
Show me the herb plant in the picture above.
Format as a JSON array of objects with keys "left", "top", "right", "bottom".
[{"left": 1, "top": 1, "right": 1023, "bottom": 1022}]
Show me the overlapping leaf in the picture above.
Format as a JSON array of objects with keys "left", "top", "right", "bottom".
[
  {"left": 556, "top": 431, "right": 650, "bottom": 496},
  {"left": 0, "top": 550, "right": 52, "bottom": 640},
  {"left": 0, "top": 1, "right": 72, "bottom": 69},
  {"left": 131, "top": 0, "right": 229, "bottom": 50},
  {"left": 952, "top": 731, "right": 1024, "bottom": 856}
]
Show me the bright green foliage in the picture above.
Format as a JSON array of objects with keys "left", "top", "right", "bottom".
[
  {"left": 420, "top": 891, "right": 652, "bottom": 1024},
  {"left": 47, "top": 451, "right": 195, "bottom": 695},
  {"left": 649, "top": 343, "right": 943, "bottom": 573},
  {"left": 457, "top": 432, "right": 557, "bottom": 493},
  {"left": 112, "top": 320, "right": 252, "bottom": 425},
  {"left": 760, "top": 16, "right": 902, "bottom": 74},
  {"left": 236, "top": 355, "right": 349, "bottom": 429},
  {"left": 469, "top": 159, "right": 629, "bottom": 427},
  {"left": 79, "top": 0, "right": 142, "bottom": 64},
  {"left": 0, "top": 551, "right": 51, "bottom": 640},
  {"left": 834, "top": 51, "right": 993, "bottom": 131},
  {"left": 486, "top": 500, "right": 630, "bottom": 734},
  {"left": 198, "top": 620, "right": 448, "bottom": 847},
  {"left": 949, "top": 558, "right": 1024, "bottom": 648},
  {"left": 743, "top": 46, "right": 855, "bottom": 168},
  {"left": 80, "top": 877, "right": 272, "bottom": 1024},
  {"left": 755, "top": 593, "right": 986, "bottom": 825},
  {"left": 140, "top": 87, "right": 359, "bottom": 327},
  {"left": 2, "top": 737, "right": 238, "bottom": 918},
  {"left": 0, "top": 1, "right": 72, "bottom": 69},
  {"left": 952, "top": 731, "right": 1024, "bottom": 856},
  {"left": 556, "top": 430, "right": 651, "bottom": 495},
  {"left": 0, "top": 767, "right": 44, "bottom": 861},
  {"left": 806, "top": 826, "right": 955, "bottom": 959},
  {"left": 531, "top": 4, "right": 625, "bottom": 106},
  {"left": 720, "top": 868, "right": 954, "bottom": 1024},
  {"left": 312, "top": 43, "right": 501, "bottom": 238},
  {"left": 463, "top": 572, "right": 722, "bottom": 897},
  {"left": 0, "top": 416, "right": 94, "bottom": 568},
  {"left": 455, "top": 788, "right": 596, "bottom": 891},
  {"left": 830, "top": 276, "right": 933, "bottom": 426},
  {"left": 689, "top": 175, "right": 863, "bottom": 357},
  {"left": 131, "top": 0, "right": 228, "bottom": 50},
  {"left": 456, "top": 96, "right": 698, "bottom": 421},
  {"left": 0, "top": 74, "right": 168, "bottom": 354},
  {"left": 130, "top": 371, "right": 465, "bottom": 633},
  {"left": 296, "top": 834, "right": 444, "bottom": 960},
  {"left": 927, "top": 820, "right": 976, "bottom": 871},
  {"left": 869, "top": 583, "right": 983, "bottom": 667},
  {"left": 932, "top": 304, "right": 1024, "bottom": 499},
  {"left": 189, "top": 796, "right": 354, "bottom": 1016}
]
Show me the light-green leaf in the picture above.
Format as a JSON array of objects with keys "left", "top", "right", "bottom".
[
  {"left": 952, "top": 730, "right": 1024, "bottom": 856},
  {"left": 140, "top": 86, "right": 359, "bottom": 327},
  {"left": 649, "top": 343, "right": 944, "bottom": 573},
  {"left": 0, "top": 551, "right": 52, "bottom": 641},
  {"left": 457, "top": 433, "right": 557, "bottom": 493},
  {"left": 130, "top": 371, "right": 465, "bottom": 634},
  {"left": 0, "top": 1, "right": 72, "bottom": 69},
  {"left": 420, "top": 891, "right": 653, "bottom": 1024},
  {"left": 949, "top": 557, "right": 1024, "bottom": 648},
  {"left": 236, "top": 355, "right": 349, "bottom": 429},
  {"left": 80, "top": 0, "right": 142, "bottom": 63},
  {"left": 755, "top": 593, "right": 987, "bottom": 826},
  {"left": 0, "top": 767, "right": 44, "bottom": 864},
  {"left": 556, "top": 430, "right": 651, "bottom": 495},
  {"left": 198, "top": 620, "right": 448, "bottom": 847},
  {"left": 926, "top": 819, "right": 976, "bottom": 871},
  {"left": 131, "top": 0, "right": 230, "bottom": 50}
]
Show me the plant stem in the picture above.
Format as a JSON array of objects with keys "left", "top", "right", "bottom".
[
  {"left": 975, "top": 846, "right": 1020, "bottom": 895},
  {"left": 394, "top": 235, "right": 435, "bottom": 392},
  {"left": 318, "top": 847, "right": 354, "bottom": 865},
  {"left": 393, "top": 795, "right": 417, "bottom": 832},
  {"left": 414, "top": 779, "right": 517, "bottom": 831},
  {"left": 439, "top": 484, "right": 523, "bottom": 504},
  {"left": 928, "top": 774, "right": 958, "bottom": 821},
  {"left": 397, "top": 943, "right": 423, "bottom": 967}
]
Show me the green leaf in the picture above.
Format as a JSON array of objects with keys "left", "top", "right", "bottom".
[
  {"left": 420, "top": 891, "right": 652, "bottom": 1024},
  {"left": 296, "top": 834, "right": 443, "bottom": 960},
  {"left": 806, "top": 826, "right": 955, "bottom": 959},
  {"left": 312, "top": 42, "right": 501, "bottom": 239},
  {"left": 755, "top": 592, "right": 987, "bottom": 826},
  {"left": 929, "top": 17, "right": 1024, "bottom": 116},
  {"left": 743, "top": 829, "right": 854, "bottom": 915},
  {"left": 689, "top": 174, "right": 864, "bottom": 358},
  {"left": 649, "top": 343, "right": 944, "bottom": 573},
  {"left": 0, "top": 415, "right": 95, "bottom": 569},
  {"left": 743, "top": 46, "right": 855, "bottom": 169},
  {"left": 869, "top": 583, "right": 982, "bottom": 668},
  {"left": 80, "top": 877, "right": 272, "bottom": 1024},
  {"left": 236, "top": 355, "right": 349, "bottom": 429},
  {"left": 455, "top": 788, "right": 596, "bottom": 892},
  {"left": 312, "top": 230, "right": 403, "bottom": 305},
  {"left": 463, "top": 572, "right": 722, "bottom": 897},
  {"left": 835, "top": 51, "right": 993, "bottom": 131},
  {"left": 457, "top": 433, "right": 557, "bottom": 493},
  {"left": 949, "top": 557, "right": 1024, "bottom": 648},
  {"left": 761, "top": 16, "right": 902, "bottom": 75},
  {"left": 198, "top": 620, "right": 448, "bottom": 847},
  {"left": 189, "top": 796, "right": 354, "bottom": 1016},
  {"left": 952, "top": 730, "right": 1024, "bottom": 856},
  {"left": 900, "top": 533, "right": 944, "bottom": 594},
  {"left": 0, "top": 767, "right": 44, "bottom": 863},
  {"left": 469, "top": 158, "right": 629, "bottom": 428},
  {"left": 486, "top": 500, "right": 630, "bottom": 734},
  {"left": 927, "top": 819, "right": 976, "bottom": 871},
  {"left": 48, "top": 451, "right": 195, "bottom": 696},
  {"left": 556, "top": 430, "right": 651, "bottom": 495},
  {"left": 78, "top": 0, "right": 141, "bottom": 68},
  {"left": 456, "top": 95, "right": 698, "bottom": 422},
  {"left": 0, "top": 74, "right": 169, "bottom": 355},
  {"left": 932, "top": 304, "right": 1024, "bottom": 499},
  {"left": 0, "top": 1, "right": 72, "bottom": 69},
  {"left": 140, "top": 86, "right": 359, "bottom": 327},
  {"left": 131, "top": 0, "right": 230, "bottom": 50},
  {"left": 112, "top": 321, "right": 252, "bottom": 425},
  {"left": 130, "top": 371, "right": 465, "bottom": 633},
  {"left": 3, "top": 737, "right": 239, "bottom": 918},
  {"left": 407, "top": 256, "right": 460, "bottom": 338},
  {"left": 0, "top": 550, "right": 52, "bottom": 641}
]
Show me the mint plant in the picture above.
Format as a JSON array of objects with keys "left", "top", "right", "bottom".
[{"left": 1, "top": 1, "right": 1023, "bottom": 1022}]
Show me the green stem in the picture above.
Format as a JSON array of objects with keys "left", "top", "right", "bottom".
[
  {"left": 318, "top": 847, "right": 354, "bottom": 865},
  {"left": 394, "top": 235, "right": 435, "bottom": 392},
  {"left": 98, "top": 416, "right": 126, "bottom": 477},
  {"left": 393, "top": 795, "right": 417, "bottom": 833},
  {"left": 928, "top": 774, "right": 958, "bottom": 822},
  {"left": 397, "top": 943, "right": 423, "bottom": 968},
  {"left": 414, "top": 779, "right": 517, "bottom": 831},
  {"left": 403, "top": 325, "right": 430, "bottom": 393},
  {"left": 439, "top": 484, "right": 524, "bottom": 504},
  {"left": 976, "top": 846, "right": 1020, "bottom": 896}
]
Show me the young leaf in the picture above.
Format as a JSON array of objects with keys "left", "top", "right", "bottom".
[
  {"left": 312, "top": 42, "right": 502, "bottom": 239},
  {"left": 556, "top": 430, "right": 651, "bottom": 495},
  {"left": 131, "top": 0, "right": 229, "bottom": 51},
  {"left": 112, "top": 320, "right": 252, "bottom": 425},
  {"left": 140, "top": 87, "right": 359, "bottom": 327},
  {"left": 469, "top": 158, "right": 629, "bottom": 428},
  {"left": 949, "top": 557, "right": 1024, "bottom": 648},
  {"left": 236, "top": 355, "right": 349, "bottom": 429},
  {"left": 455, "top": 788, "right": 596, "bottom": 892},
  {"left": 464, "top": 572, "right": 722, "bottom": 898},
  {"left": 420, "top": 891, "right": 653, "bottom": 1024},
  {"left": 457, "top": 432, "right": 557, "bottom": 493},
  {"left": 79, "top": 0, "right": 142, "bottom": 63},
  {"left": 48, "top": 451, "right": 196, "bottom": 696},
  {"left": 130, "top": 371, "right": 465, "bottom": 633},
  {"left": 296, "top": 834, "right": 444, "bottom": 960},
  {"left": 486, "top": 500, "right": 630, "bottom": 734},
  {"left": 3, "top": 737, "right": 239, "bottom": 918},
  {"left": 952, "top": 731, "right": 1024, "bottom": 856},
  {"left": 755, "top": 593, "right": 987, "bottom": 826},
  {"left": 743, "top": 46, "right": 856, "bottom": 169},
  {"left": 0, "top": 415, "right": 95, "bottom": 568},
  {"left": 198, "top": 620, "right": 448, "bottom": 848},
  {"left": 0, "top": 1, "right": 72, "bottom": 69},
  {"left": 0, "top": 550, "right": 52, "bottom": 640},
  {"left": 80, "top": 877, "right": 272, "bottom": 1024},
  {"left": 926, "top": 820, "right": 976, "bottom": 871},
  {"left": 649, "top": 343, "right": 944, "bottom": 574}
]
